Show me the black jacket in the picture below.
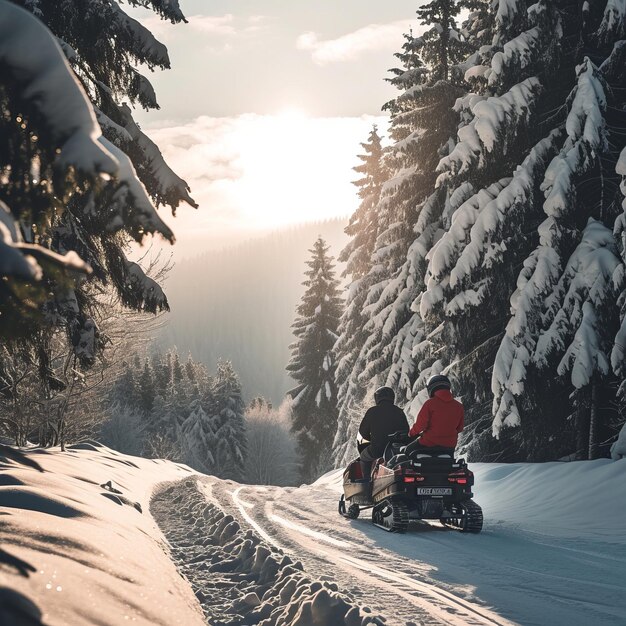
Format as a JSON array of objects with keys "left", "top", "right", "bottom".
[{"left": 358, "top": 400, "right": 409, "bottom": 456}]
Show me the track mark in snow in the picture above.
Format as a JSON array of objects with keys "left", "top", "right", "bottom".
[
  {"left": 232, "top": 486, "right": 283, "bottom": 550},
  {"left": 261, "top": 500, "right": 514, "bottom": 626},
  {"left": 269, "top": 513, "right": 352, "bottom": 548},
  {"left": 334, "top": 552, "right": 514, "bottom": 626}
]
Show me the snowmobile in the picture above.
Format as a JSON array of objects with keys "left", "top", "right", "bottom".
[{"left": 338, "top": 432, "right": 483, "bottom": 533}]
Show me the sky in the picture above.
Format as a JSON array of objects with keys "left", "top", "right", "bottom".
[{"left": 128, "top": 0, "right": 423, "bottom": 257}]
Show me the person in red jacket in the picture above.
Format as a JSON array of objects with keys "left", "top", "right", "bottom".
[{"left": 407, "top": 374, "right": 464, "bottom": 454}]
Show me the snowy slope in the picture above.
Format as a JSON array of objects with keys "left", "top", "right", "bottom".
[
  {"left": 3, "top": 444, "right": 624, "bottom": 626},
  {"left": 0, "top": 443, "right": 203, "bottom": 626},
  {"left": 207, "top": 459, "right": 626, "bottom": 626},
  {"left": 0, "top": 443, "right": 386, "bottom": 626}
]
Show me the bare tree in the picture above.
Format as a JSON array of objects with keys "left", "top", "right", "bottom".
[
  {"left": 245, "top": 398, "right": 298, "bottom": 486},
  {"left": 0, "top": 254, "right": 171, "bottom": 449}
]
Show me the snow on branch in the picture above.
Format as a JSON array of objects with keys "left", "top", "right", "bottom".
[
  {"left": 95, "top": 106, "right": 133, "bottom": 145},
  {"left": 494, "top": 0, "right": 525, "bottom": 37},
  {"left": 448, "top": 132, "right": 561, "bottom": 292},
  {"left": 129, "top": 69, "right": 159, "bottom": 110},
  {"left": 98, "top": 137, "right": 175, "bottom": 242},
  {"left": 120, "top": 259, "right": 169, "bottom": 313},
  {"left": 541, "top": 59, "right": 608, "bottom": 219},
  {"left": 421, "top": 181, "right": 506, "bottom": 316},
  {"left": 489, "top": 1, "right": 561, "bottom": 88},
  {"left": 125, "top": 0, "right": 187, "bottom": 23},
  {"left": 0, "top": 199, "right": 91, "bottom": 284},
  {"left": 596, "top": 0, "right": 626, "bottom": 45},
  {"left": 0, "top": 201, "right": 42, "bottom": 280},
  {"left": 118, "top": 104, "right": 197, "bottom": 211},
  {"left": 534, "top": 219, "right": 622, "bottom": 388},
  {"left": 599, "top": 40, "right": 626, "bottom": 84},
  {"left": 0, "top": 1, "right": 118, "bottom": 178},
  {"left": 111, "top": 1, "right": 170, "bottom": 69},
  {"left": 436, "top": 78, "right": 541, "bottom": 185}
]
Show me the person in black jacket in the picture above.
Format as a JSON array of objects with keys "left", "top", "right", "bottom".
[{"left": 357, "top": 387, "right": 409, "bottom": 463}]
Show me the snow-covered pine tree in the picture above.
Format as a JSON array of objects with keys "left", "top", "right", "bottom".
[
  {"left": 415, "top": 0, "right": 563, "bottom": 458},
  {"left": 16, "top": 0, "right": 196, "bottom": 210},
  {"left": 489, "top": 11, "right": 626, "bottom": 459},
  {"left": 0, "top": 2, "right": 115, "bottom": 333},
  {"left": 179, "top": 402, "right": 215, "bottom": 474},
  {"left": 288, "top": 238, "right": 342, "bottom": 480},
  {"left": 403, "top": 0, "right": 621, "bottom": 459},
  {"left": 533, "top": 219, "right": 623, "bottom": 458},
  {"left": 383, "top": 1, "right": 491, "bottom": 421},
  {"left": 210, "top": 360, "right": 247, "bottom": 481},
  {"left": 333, "top": 127, "right": 387, "bottom": 466},
  {"left": 1, "top": 0, "right": 196, "bottom": 383},
  {"left": 333, "top": 2, "right": 482, "bottom": 465}
]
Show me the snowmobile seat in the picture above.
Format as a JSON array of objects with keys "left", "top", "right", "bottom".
[
  {"left": 414, "top": 451, "right": 454, "bottom": 459},
  {"left": 403, "top": 441, "right": 455, "bottom": 460}
]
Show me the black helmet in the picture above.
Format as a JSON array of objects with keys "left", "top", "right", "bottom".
[
  {"left": 374, "top": 386, "right": 395, "bottom": 404},
  {"left": 426, "top": 374, "right": 451, "bottom": 397}
]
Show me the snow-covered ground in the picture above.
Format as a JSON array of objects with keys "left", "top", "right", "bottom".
[
  {"left": 2, "top": 444, "right": 624, "bottom": 625},
  {"left": 0, "top": 443, "right": 383, "bottom": 626},
  {"left": 207, "top": 459, "right": 626, "bottom": 626},
  {"left": 0, "top": 442, "right": 204, "bottom": 626}
]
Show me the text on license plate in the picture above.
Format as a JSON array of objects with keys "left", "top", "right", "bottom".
[{"left": 416, "top": 487, "right": 452, "bottom": 496}]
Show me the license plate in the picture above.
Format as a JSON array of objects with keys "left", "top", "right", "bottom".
[{"left": 416, "top": 487, "right": 452, "bottom": 496}]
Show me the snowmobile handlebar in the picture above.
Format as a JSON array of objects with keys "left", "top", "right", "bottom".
[
  {"left": 386, "top": 431, "right": 411, "bottom": 444},
  {"left": 357, "top": 441, "right": 369, "bottom": 454}
]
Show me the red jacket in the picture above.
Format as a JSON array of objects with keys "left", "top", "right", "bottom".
[{"left": 409, "top": 389, "right": 464, "bottom": 448}]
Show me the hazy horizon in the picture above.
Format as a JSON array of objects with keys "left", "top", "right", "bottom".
[{"left": 159, "top": 218, "right": 350, "bottom": 404}]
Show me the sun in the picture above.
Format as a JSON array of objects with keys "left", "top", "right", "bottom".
[{"left": 275, "top": 107, "right": 308, "bottom": 123}]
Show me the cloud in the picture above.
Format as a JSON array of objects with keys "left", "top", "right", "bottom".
[
  {"left": 297, "top": 20, "right": 416, "bottom": 65},
  {"left": 139, "top": 13, "right": 267, "bottom": 40},
  {"left": 141, "top": 114, "right": 387, "bottom": 255},
  {"left": 186, "top": 14, "right": 236, "bottom": 35}
]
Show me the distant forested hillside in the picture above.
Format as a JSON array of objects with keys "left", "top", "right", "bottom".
[{"left": 159, "top": 219, "right": 348, "bottom": 404}]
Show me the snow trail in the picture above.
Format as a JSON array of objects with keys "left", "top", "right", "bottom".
[
  {"left": 207, "top": 459, "right": 626, "bottom": 626},
  {"left": 264, "top": 499, "right": 512, "bottom": 626},
  {"left": 154, "top": 478, "right": 388, "bottom": 625},
  {"left": 232, "top": 485, "right": 284, "bottom": 549}
]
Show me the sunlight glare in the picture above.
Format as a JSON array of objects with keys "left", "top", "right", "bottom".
[{"left": 275, "top": 107, "right": 308, "bottom": 122}]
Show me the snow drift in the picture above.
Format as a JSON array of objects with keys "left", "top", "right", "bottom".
[{"left": 0, "top": 442, "right": 203, "bottom": 626}]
